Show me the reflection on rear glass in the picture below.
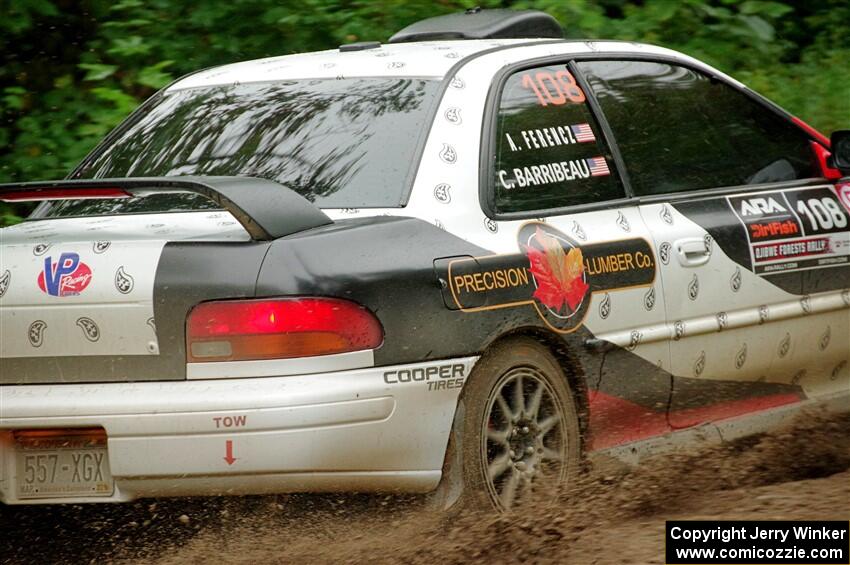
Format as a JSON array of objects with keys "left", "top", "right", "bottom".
[{"left": 54, "top": 78, "right": 439, "bottom": 217}]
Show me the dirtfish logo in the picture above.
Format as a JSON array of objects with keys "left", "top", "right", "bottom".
[{"left": 37, "top": 252, "right": 93, "bottom": 297}]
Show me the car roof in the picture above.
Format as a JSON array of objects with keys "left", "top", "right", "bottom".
[{"left": 166, "top": 39, "right": 695, "bottom": 92}]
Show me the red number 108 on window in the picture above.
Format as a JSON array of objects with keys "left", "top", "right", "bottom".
[{"left": 521, "top": 70, "right": 586, "bottom": 106}]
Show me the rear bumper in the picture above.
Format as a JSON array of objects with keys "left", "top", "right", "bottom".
[{"left": 0, "top": 357, "right": 476, "bottom": 504}]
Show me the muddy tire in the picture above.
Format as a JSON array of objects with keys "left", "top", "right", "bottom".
[{"left": 433, "top": 337, "right": 581, "bottom": 513}]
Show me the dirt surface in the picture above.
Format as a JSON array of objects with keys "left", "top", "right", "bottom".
[{"left": 1, "top": 411, "right": 848, "bottom": 565}]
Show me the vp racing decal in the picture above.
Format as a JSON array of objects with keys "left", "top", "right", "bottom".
[
  {"left": 728, "top": 186, "right": 850, "bottom": 275},
  {"left": 440, "top": 223, "right": 655, "bottom": 333},
  {"left": 37, "top": 252, "right": 93, "bottom": 297}
]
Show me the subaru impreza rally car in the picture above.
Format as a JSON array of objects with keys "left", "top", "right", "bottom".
[{"left": 1, "top": 9, "right": 849, "bottom": 510}]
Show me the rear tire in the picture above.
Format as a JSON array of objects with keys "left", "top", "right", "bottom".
[{"left": 434, "top": 337, "right": 581, "bottom": 513}]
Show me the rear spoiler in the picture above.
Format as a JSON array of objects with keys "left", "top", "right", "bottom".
[{"left": 0, "top": 176, "right": 333, "bottom": 241}]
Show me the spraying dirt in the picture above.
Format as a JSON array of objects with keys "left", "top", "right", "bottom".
[{"left": 1, "top": 411, "right": 848, "bottom": 564}]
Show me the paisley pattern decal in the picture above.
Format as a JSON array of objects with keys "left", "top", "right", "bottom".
[
  {"left": 33, "top": 243, "right": 52, "bottom": 256},
  {"left": 819, "top": 326, "right": 831, "bottom": 351},
  {"left": 777, "top": 333, "right": 791, "bottom": 358},
  {"left": 730, "top": 267, "right": 741, "bottom": 292},
  {"left": 615, "top": 210, "right": 630, "bottom": 232},
  {"left": 75, "top": 317, "right": 100, "bottom": 342},
  {"left": 0, "top": 270, "right": 10, "bottom": 298},
  {"left": 433, "top": 183, "right": 451, "bottom": 204},
  {"left": 693, "top": 350, "right": 706, "bottom": 377},
  {"left": 735, "top": 343, "right": 747, "bottom": 369},
  {"left": 115, "top": 266, "right": 135, "bottom": 294},
  {"left": 28, "top": 320, "right": 47, "bottom": 347},
  {"left": 716, "top": 311, "right": 728, "bottom": 331},
  {"left": 439, "top": 143, "right": 457, "bottom": 164},
  {"left": 687, "top": 273, "right": 699, "bottom": 301},
  {"left": 658, "top": 242, "right": 671, "bottom": 265},
  {"left": 673, "top": 320, "right": 685, "bottom": 341},
  {"left": 444, "top": 107, "right": 461, "bottom": 125},
  {"left": 598, "top": 293, "right": 611, "bottom": 319},
  {"left": 643, "top": 286, "right": 656, "bottom": 311},
  {"left": 571, "top": 220, "right": 586, "bottom": 241}
]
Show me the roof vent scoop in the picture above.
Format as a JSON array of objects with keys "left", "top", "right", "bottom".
[{"left": 388, "top": 8, "right": 563, "bottom": 43}]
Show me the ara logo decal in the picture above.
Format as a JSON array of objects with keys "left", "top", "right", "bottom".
[
  {"left": 739, "top": 196, "right": 786, "bottom": 216},
  {"left": 37, "top": 253, "right": 93, "bottom": 297},
  {"left": 440, "top": 223, "right": 655, "bottom": 333}
]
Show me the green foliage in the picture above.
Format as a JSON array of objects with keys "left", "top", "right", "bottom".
[{"left": 1, "top": 0, "right": 848, "bottom": 225}]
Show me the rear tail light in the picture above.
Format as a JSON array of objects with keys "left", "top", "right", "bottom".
[{"left": 186, "top": 298, "right": 384, "bottom": 363}]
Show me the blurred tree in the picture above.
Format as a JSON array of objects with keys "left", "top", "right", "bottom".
[{"left": 1, "top": 0, "right": 847, "bottom": 224}]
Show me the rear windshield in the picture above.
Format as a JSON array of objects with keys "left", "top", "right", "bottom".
[{"left": 54, "top": 78, "right": 439, "bottom": 215}]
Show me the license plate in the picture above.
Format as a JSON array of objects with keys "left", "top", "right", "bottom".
[{"left": 15, "top": 429, "right": 114, "bottom": 499}]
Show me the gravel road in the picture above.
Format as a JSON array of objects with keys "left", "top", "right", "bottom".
[{"left": 2, "top": 411, "right": 848, "bottom": 564}]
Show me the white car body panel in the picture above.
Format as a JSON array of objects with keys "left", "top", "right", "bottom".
[{"left": 0, "top": 357, "right": 477, "bottom": 504}]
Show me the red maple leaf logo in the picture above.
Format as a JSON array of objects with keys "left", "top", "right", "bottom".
[{"left": 524, "top": 227, "right": 589, "bottom": 312}]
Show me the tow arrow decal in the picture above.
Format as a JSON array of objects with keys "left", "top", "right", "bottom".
[{"left": 223, "top": 439, "right": 237, "bottom": 465}]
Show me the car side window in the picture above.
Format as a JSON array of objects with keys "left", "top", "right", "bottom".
[
  {"left": 492, "top": 64, "right": 624, "bottom": 214},
  {"left": 576, "top": 60, "right": 819, "bottom": 196}
]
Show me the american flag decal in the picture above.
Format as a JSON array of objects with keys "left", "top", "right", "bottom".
[
  {"left": 571, "top": 123, "right": 596, "bottom": 143},
  {"left": 586, "top": 156, "right": 610, "bottom": 177}
]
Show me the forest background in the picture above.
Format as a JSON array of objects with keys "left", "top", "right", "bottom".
[{"left": 2, "top": 0, "right": 848, "bottom": 224}]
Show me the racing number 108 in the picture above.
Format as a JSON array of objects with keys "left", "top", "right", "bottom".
[
  {"left": 796, "top": 197, "right": 848, "bottom": 231},
  {"left": 521, "top": 70, "right": 586, "bottom": 106}
]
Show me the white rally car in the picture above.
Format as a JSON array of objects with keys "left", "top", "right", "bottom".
[{"left": 1, "top": 9, "right": 849, "bottom": 511}]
